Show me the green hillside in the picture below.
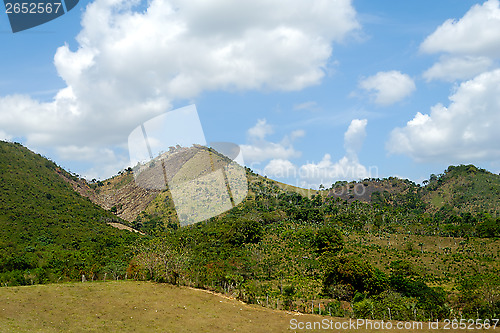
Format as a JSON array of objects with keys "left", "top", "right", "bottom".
[
  {"left": 0, "top": 141, "right": 138, "bottom": 286},
  {"left": 422, "top": 164, "right": 500, "bottom": 215}
]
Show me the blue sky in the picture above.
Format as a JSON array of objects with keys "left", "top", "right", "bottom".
[{"left": 1, "top": 0, "right": 499, "bottom": 189}]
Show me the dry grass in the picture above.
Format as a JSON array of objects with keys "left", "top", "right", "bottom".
[{"left": 0, "top": 281, "right": 488, "bottom": 332}]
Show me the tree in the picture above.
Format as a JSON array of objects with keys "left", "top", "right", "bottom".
[
  {"left": 429, "top": 174, "right": 437, "bottom": 183},
  {"left": 458, "top": 273, "right": 500, "bottom": 318},
  {"left": 132, "top": 238, "right": 189, "bottom": 285},
  {"left": 314, "top": 226, "right": 344, "bottom": 255},
  {"left": 476, "top": 217, "right": 500, "bottom": 238},
  {"left": 390, "top": 260, "right": 419, "bottom": 278},
  {"left": 225, "top": 218, "right": 263, "bottom": 245},
  {"left": 322, "top": 255, "right": 388, "bottom": 298}
]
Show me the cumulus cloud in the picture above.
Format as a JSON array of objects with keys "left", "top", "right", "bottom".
[
  {"left": 264, "top": 159, "right": 297, "bottom": 179},
  {"left": 0, "top": 0, "right": 359, "bottom": 178},
  {"left": 56, "top": 145, "right": 130, "bottom": 180},
  {"left": 358, "top": 71, "right": 416, "bottom": 106},
  {"left": 298, "top": 154, "right": 369, "bottom": 188},
  {"left": 262, "top": 119, "right": 372, "bottom": 188},
  {"left": 423, "top": 56, "right": 493, "bottom": 82},
  {"left": 241, "top": 143, "right": 301, "bottom": 165},
  {"left": 387, "top": 69, "right": 500, "bottom": 162},
  {"left": 247, "top": 119, "right": 273, "bottom": 141},
  {"left": 420, "top": 0, "right": 500, "bottom": 57},
  {"left": 240, "top": 119, "right": 302, "bottom": 164},
  {"left": 411, "top": 1, "right": 500, "bottom": 165},
  {"left": 344, "top": 118, "right": 367, "bottom": 155},
  {"left": 421, "top": 0, "right": 500, "bottom": 82}
]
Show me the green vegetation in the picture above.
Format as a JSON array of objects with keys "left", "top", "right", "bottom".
[
  {"left": 423, "top": 164, "right": 500, "bottom": 216},
  {"left": 0, "top": 141, "right": 138, "bottom": 286},
  {"left": 127, "top": 167, "right": 499, "bottom": 321},
  {"left": 0, "top": 141, "right": 498, "bottom": 325}
]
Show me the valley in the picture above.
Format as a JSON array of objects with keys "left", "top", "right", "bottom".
[{"left": 0, "top": 141, "right": 498, "bottom": 330}]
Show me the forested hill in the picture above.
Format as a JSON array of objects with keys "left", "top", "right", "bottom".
[
  {"left": 422, "top": 164, "right": 500, "bottom": 216},
  {"left": 0, "top": 141, "right": 138, "bottom": 286},
  {"left": 312, "top": 165, "right": 500, "bottom": 215}
]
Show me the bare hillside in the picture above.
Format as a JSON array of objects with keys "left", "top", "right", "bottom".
[{"left": 58, "top": 169, "right": 159, "bottom": 223}]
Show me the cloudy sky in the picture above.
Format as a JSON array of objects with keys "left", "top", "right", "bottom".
[{"left": 1, "top": 0, "right": 499, "bottom": 188}]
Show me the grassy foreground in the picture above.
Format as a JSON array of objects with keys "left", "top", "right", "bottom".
[{"left": 0, "top": 281, "right": 489, "bottom": 333}]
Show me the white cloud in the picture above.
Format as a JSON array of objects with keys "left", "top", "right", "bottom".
[
  {"left": 264, "top": 159, "right": 297, "bottom": 179},
  {"left": 421, "top": 0, "right": 500, "bottom": 82},
  {"left": 420, "top": 0, "right": 500, "bottom": 57},
  {"left": 56, "top": 145, "right": 130, "bottom": 180},
  {"left": 358, "top": 71, "right": 416, "bottom": 106},
  {"left": 344, "top": 118, "right": 367, "bottom": 155},
  {"left": 387, "top": 69, "right": 500, "bottom": 162},
  {"left": 56, "top": 145, "right": 120, "bottom": 163},
  {"left": 241, "top": 142, "right": 301, "bottom": 164},
  {"left": 247, "top": 119, "right": 273, "bottom": 141},
  {"left": 423, "top": 56, "right": 493, "bottom": 82},
  {"left": 0, "top": 0, "right": 359, "bottom": 179},
  {"left": 240, "top": 119, "right": 302, "bottom": 164},
  {"left": 262, "top": 119, "right": 372, "bottom": 188},
  {"left": 298, "top": 118, "right": 369, "bottom": 186},
  {"left": 416, "top": 0, "right": 500, "bottom": 168},
  {"left": 298, "top": 154, "right": 369, "bottom": 188}
]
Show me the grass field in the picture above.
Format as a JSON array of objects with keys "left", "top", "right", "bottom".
[{"left": 0, "top": 281, "right": 492, "bottom": 332}]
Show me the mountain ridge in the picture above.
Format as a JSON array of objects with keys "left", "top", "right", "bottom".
[{"left": 2, "top": 141, "right": 497, "bottom": 229}]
